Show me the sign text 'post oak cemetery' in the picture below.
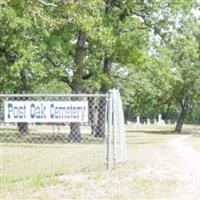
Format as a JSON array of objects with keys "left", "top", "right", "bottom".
[{"left": 4, "top": 101, "right": 88, "bottom": 123}]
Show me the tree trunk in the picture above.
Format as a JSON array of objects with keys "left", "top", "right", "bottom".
[
  {"left": 95, "top": 56, "right": 112, "bottom": 137},
  {"left": 95, "top": 96, "right": 107, "bottom": 137},
  {"left": 175, "top": 98, "right": 189, "bottom": 133},
  {"left": 69, "top": 122, "right": 81, "bottom": 142},
  {"left": 69, "top": 31, "right": 86, "bottom": 142},
  {"left": 18, "top": 69, "right": 29, "bottom": 135},
  {"left": 88, "top": 96, "right": 98, "bottom": 135},
  {"left": 18, "top": 122, "right": 29, "bottom": 135}
]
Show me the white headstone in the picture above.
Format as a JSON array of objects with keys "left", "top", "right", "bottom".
[
  {"left": 157, "top": 114, "right": 165, "bottom": 125},
  {"left": 136, "top": 116, "right": 141, "bottom": 125},
  {"left": 158, "top": 114, "right": 162, "bottom": 123},
  {"left": 147, "top": 118, "right": 150, "bottom": 125},
  {"left": 127, "top": 120, "right": 131, "bottom": 125}
]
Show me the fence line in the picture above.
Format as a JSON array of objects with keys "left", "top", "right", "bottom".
[
  {"left": 0, "top": 91, "right": 128, "bottom": 170},
  {"left": 0, "top": 93, "right": 107, "bottom": 98}
]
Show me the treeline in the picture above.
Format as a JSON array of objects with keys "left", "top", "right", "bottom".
[{"left": 0, "top": 0, "right": 200, "bottom": 133}]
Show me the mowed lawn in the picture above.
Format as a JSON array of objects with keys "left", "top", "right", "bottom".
[
  {"left": 186, "top": 135, "right": 200, "bottom": 152},
  {"left": 1, "top": 124, "right": 200, "bottom": 199}
]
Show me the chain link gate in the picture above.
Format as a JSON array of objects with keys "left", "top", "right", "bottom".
[{"left": 0, "top": 93, "right": 117, "bottom": 179}]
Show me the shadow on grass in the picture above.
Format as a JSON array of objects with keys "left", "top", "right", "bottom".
[
  {"left": 0, "top": 128, "right": 17, "bottom": 131},
  {"left": 126, "top": 129, "right": 193, "bottom": 135},
  {"left": 144, "top": 130, "right": 191, "bottom": 135},
  {"left": 0, "top": 132, "right": 104, "bottom": 144}
]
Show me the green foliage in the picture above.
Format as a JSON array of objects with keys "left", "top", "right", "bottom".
[
  {"left": 0, "top": 0, "right": 199, "bottom": 122},
  {"left": 0, "top": 0, "right": 52, "bottom": 92}
]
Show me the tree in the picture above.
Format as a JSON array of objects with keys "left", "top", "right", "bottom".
[
  {"left": 39, "top": 0, "right": 105, "bottom": 141},
  {"left": 1, "top": 0, "right": 197, "bottom": 136},
  {"left": 114, "top": 48, "right": 175, "bottom": 121},
  {"left": 169, "top": 18, "right": 200, "bottom": 132},
  {"left": 0, "top": 0, "right": 50, "bottom": 134}
]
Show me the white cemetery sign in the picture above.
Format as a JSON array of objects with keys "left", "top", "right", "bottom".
[{"left": 4, "top": 101, "right": 88, "bottom": 123}]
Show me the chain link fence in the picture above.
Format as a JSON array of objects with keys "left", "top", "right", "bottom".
[
  {"left": 1, "top": 93, "right": 113, "bottom": 178},
  {"left": 0, "top": 94, "right": 108, "bottom": 144},
  {"left": 1, "top": 91, "right": 128, "bottom": 185}
]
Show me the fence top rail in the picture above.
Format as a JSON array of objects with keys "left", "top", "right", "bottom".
[{"left": 0, "top": 93, "right": 107, "bottom": 98}]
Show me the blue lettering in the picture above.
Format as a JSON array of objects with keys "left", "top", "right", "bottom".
[
  {"left": 18, "top": 106, "right": 24, "bottom": 118},
  {"left": 50, "top": 104, "right": 54, "bottom": 118},
  {"left": 73, "top": 107, "right": 77, "bottom": 118},
  {"left": 14, "top": 107, "right": 18, "bottom": 118},
  {"left": 7, "top": 103, "right": 13, "bottom": 118},
  {"left": 55, "top": 107, "right": 59, "bottom": 118},
  {"left": 35, "top": 106, "right": 40, "bottom": 118},
  {"left": 66, "top": 107, "right": 70, "bottom": 118},
  {"left": 30, "top": 103, "right": 35, "bottom": 118},
  {"left": 41, "top": 105, "right": 46, "bottom": 118}
]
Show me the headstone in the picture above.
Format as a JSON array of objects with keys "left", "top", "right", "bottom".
[
  {"left": 147, "top": 118, "right": 150, "bottom": 125},
  {"left": 157, "top": 114, "right": 165, "bottom": 125},
  {"left": 136, "top": 116, "right": 141, "bottom": 125},
  {"left": 158, "top": 114, "right": 162, "bottom": 124},
  {"left": 154, "top": 118, "right": 157, "bottom": 124},
  {"left": 127, "top": 120, "right": 131, "bottom": 125}
]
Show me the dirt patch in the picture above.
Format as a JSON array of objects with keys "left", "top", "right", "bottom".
[{"left": 170, "top": 135, "right": 200, "bottom": 199}]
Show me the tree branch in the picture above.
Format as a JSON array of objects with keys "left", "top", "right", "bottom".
[
  {"left": 38, "top": 0, "right": 57, "bottom": 8},
  {"left": 60, "top": 76, "right": 71, "bottom": 86},
  {"left": 0, "top": 47, "right": 6, "bottom": 54},
  {"left": 82, "top": 72, "right": 94, "bottom": 80},
  {"left": 132, "top": 11, "right": 146, "bottom": 19},
  {"left": 46, "top": 56, "right": 60, "bottom": 68}
]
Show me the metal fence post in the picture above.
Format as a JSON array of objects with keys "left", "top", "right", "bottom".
[
  {"left": 112, "top": 90, "right": 116, "bottom": 167},
  {"left": 106, "top": 90, "right": 113, "bottom": 170}
]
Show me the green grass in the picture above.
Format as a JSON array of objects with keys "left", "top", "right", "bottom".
[
  {"left": 186, "top": 134, "right": 200, "bottom": 152},
  {"left": 182, "top": 124, "right": 200, "bottom": 151},
  {"left": 1, "top": 124, "right": 199, "bottom": 199},
  {"left": 0, "top": 143, "right": 104, "bottom": 185}
]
